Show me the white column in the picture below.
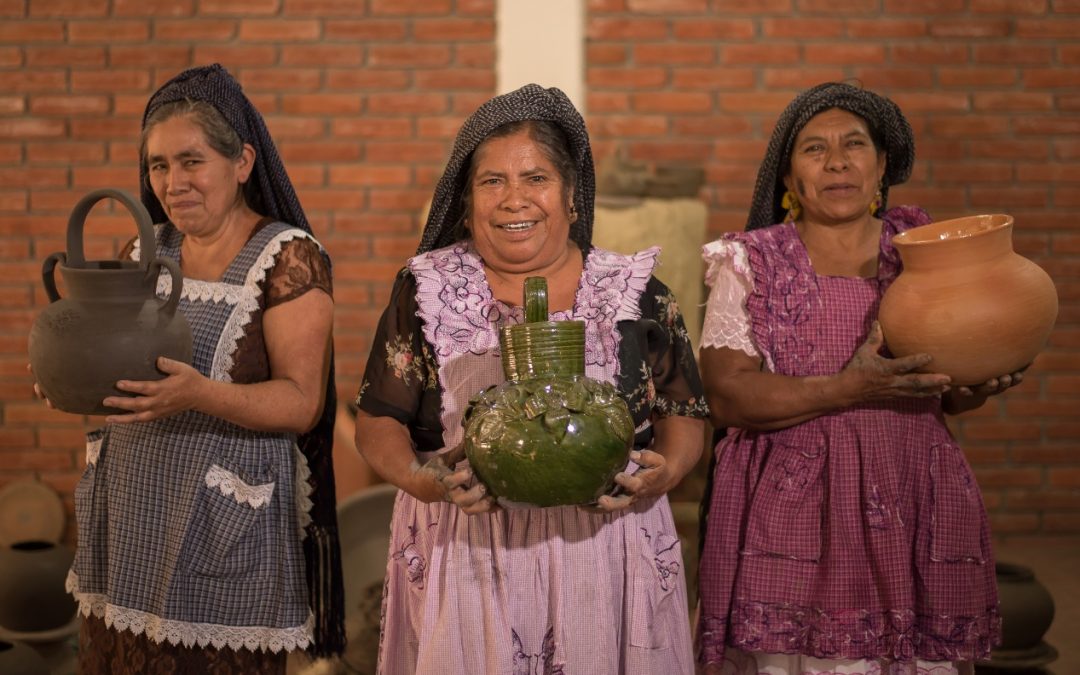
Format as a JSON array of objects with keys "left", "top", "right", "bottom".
[{"left": 496, "top": 0, "right": 586, "bottom": 114}]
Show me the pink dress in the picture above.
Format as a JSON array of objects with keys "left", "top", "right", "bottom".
[
  {"left": 696, "top": 207, "right": 1000, "bottom": 674},
  {"left": 356, "top": 242, "right": 709, "bottom": 674}
]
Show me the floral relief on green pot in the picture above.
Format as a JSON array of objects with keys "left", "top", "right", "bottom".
[{"left": 462, "top": 277, "right": 634, "bottom": 507}]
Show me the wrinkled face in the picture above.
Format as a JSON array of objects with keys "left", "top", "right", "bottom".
[
  {"left": 145, "top": 115, "right": 253, "bottom": 236},
  {"left": 784, "top": 108, "right": 887, "bottom": 225},
  {"left": 467, "top": 129, "right": 576, "bottom": 274}
]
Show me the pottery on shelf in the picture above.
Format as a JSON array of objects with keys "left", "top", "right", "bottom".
[
  {"left": 28, "top": 188, "right": 193, "bottom": 415},
  {"left": 462, "top": 277, "right": 635, "bottom": 507},
  {"left": 0, "top": 541, "right": 76, "bottom": 633},
  {"left": 878, "top": 214, "right": 1058, "bottom": 386}
]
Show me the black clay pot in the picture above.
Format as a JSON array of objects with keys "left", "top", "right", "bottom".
[
  {"left": 0, "top": 541, "right": 77, "bottom": 632},
  {"left": 995, "top": 561, "right": 1055, "bottom": 651}
]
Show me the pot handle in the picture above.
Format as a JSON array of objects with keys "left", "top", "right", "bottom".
[
  {"left": 41, "top": 252, "right": 67, "bottom": 303},
  {"left": 150, "top": 256, "right": 184, "bottom": 315},
  {"left": 524, "top": 276, "right": 548, "bottom": 323},
  {"left": 65, "top": 188, "right": 155, "bottom": 271}
]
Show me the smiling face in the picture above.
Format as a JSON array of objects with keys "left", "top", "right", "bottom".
[
  {"left": 784, "top": 107, "right": 887, "bottom": 226},
  {"left": 466, "top": 128, "right": 576, "bottom": 275},
  {"left": 144, "top": 114, "right": 254, "bottom": 237}
]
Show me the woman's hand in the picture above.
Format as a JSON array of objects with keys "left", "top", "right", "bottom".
[
  {"left": 103, "top": 357, "right": 206, "bottom": 423},
  {"left": 942, "top": 369, "right": 1026, "bottom": 415},
  {"left": 838, "top": 321, "right": 951, "bottom": 403},
  {"left": 594, "top": 449, "right": 674, "bottom": 512},
  {"left": 417, "top": 443, "right": 497, "bottom": 515}
]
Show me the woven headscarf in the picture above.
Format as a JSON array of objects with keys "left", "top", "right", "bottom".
[
  {"left": 417, "top": 83, "right": 595, "bottom": 254},
  {"left": 745, "top": 81, "right": 915, "bottom": 231},
  {"left": 139, "top": 64, "right": 345, "bottom": 657}
]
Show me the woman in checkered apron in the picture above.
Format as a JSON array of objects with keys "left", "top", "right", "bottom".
[
  {"left": 354, "top": 85, "right": 709, "bottom": 674},
  {"left": 56, "top": 65, "right": 345, "bottom": 673},
  {"left": 695, "top": 83, "right": 1023, "bottom": 675}
]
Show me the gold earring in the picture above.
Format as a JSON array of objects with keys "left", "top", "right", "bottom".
[
  {"left": 781, "top": 190, "right": 801, "bottom": 224},
  {"left": 869, "top": 186, "right": 883, "bottom": 215}
]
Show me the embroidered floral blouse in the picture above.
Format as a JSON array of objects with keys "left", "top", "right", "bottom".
[{"left": 355, "top": 257, "right": 708, "bottom": 454}]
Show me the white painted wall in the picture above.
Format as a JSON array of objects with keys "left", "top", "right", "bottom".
[{"left": 496, "top": 0, "right": 586, "bottom": 114}]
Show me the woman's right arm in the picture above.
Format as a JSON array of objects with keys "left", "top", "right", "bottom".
[
  {"left": 703, "top": 322, "right": 952, "bottom": 432},
  {"left": 353, "top": 411, "right": 445, "bottom": 502}
]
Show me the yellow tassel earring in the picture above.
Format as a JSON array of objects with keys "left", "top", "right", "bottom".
[
  {"left": 781, "top": 190, "right": 801, "bottom": 224},
  {"left": 869, "top": 184, "right": 883, "bottom": 215}
]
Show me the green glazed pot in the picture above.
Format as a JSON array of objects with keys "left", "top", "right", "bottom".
[{"left": 463, "top": 277, "right": 634, "bottom": 507}]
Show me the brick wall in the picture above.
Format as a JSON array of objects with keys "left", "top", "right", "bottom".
[{"left": 1, "top": 0, "right": 1077, "bottom": 538}]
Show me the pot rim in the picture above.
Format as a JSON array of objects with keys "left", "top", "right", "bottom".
[{"left": 892, "top": 213, "right": 1013, "bottom": 247}]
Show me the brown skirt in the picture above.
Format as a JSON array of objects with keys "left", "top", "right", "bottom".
[{"left": 79, "top": 614, "right": 288, "bottom": 675}]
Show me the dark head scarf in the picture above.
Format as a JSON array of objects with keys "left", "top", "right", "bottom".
[
  {"left": 745, "top": 81, "right": 915, "bottom": 231},
  {"left": 417, "top": 83, "right": 595, "bottom": 254},
  {"left": 139, "top": 64, "right": 344, "bottom": 657}
]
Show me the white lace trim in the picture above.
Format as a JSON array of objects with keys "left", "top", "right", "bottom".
[
  {"left": 67, "top": 570, "right": 313, "bottom": 653},
  {"left": 701, "top": 239, "right": 759, "bottom": 357},
  {"left": 211, "top": 228, "right": 317, "bottom": 383},
  {"left": 86, "top": 434, "right": 102, "bottom": 466},
  {"left": 157, "top": 274, "right": 245, "bottom": 306},
  {"left": 294, "top": 442, "right": 313, "bottom": 536},
  {"left": 204, "top": 464, "right": 275, "bottom": 509}
]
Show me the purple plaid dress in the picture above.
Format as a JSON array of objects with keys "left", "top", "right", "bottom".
[{"left": 696, "top": 207, "right": 1000, "bottom": 670}]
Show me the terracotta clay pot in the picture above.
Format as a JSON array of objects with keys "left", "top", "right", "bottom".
[
  {"left": 878, "top": 214, "right": 1058, "bottom": 385},
  {"left": 995, "top": 562, "right": 1055, "bottom": 651},
  {"left": 28, "top": 188, "right": 193, "bottom": 415},
  {"left": 0, "top": 541, "right": 76, "bottom": 633},
  {"left": 462, "top": 277, "right": 635, "bottom": 507}
]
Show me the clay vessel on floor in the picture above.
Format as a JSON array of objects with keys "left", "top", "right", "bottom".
[
  {"left": 0, "top": 540, "right": 76, "bottom": 633},
  {"left": 0, "top": 640, "right": 50, "bottom": 675},
  {"left": 28, "top": 188, "right": 193, "bottom": 415},
  {"left": 995, "top": 562, "right": 1055, "bottom": 651},
  {"left": 878, "top": 214, "right": 1058, "bottom": 386}
]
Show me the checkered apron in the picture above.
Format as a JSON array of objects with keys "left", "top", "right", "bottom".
[{"left": 68, "top": 221, "right": 313, "bottom": 653}]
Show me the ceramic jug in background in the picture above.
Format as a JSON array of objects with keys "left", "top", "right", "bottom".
[
  {"left": 878, "top": 214, "right": 1058, "bottom": 386},
  {"left": 28, "top": 188, "right": 193, "bottom": 415}
]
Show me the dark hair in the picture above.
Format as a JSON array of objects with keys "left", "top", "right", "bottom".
[
  {"left": 140, "top": 98, "right": 263, "bottom": 213},
  {"left": 452, "top": 119, "right": 578, "bottom": 243}
]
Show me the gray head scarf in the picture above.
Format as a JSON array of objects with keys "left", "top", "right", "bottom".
[
  {"left": 139, "top": 63, "right": 310, "bottom": 235},
  {"left": 745, "top": 81, "right": 915, "bottom": 231},
  {"left": 417, "top": 83, "right": 595, "bottom": 254}
]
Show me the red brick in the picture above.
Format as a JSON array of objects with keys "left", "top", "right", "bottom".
[
  {"left": 370, "top": 0, "right": 450, "bottom": 14},
  {"left": 200, "top": 0, "right": 279, "bottom": 14},
  {"left": 322, "top": 237, "right": 373, "bottom": 261},
  {"left": 590, "top": 115, "right": 669, "bottom": 138},
  {"left": 329, "top": 166, "right": 412, "bottom": 188},
  {"left": 324, "top": 20, "right": 407, "bottom": 41},
  {"left": 0, "top": 119, "right": 65, "bottom": 139},
  {"left": 975, "top": 44, "right": 1053, "bottom": 65},
  {"left": 239, "top": 68, "right": 321, "bottom": 92},
  {"left": 281, "top": 0, "right": 371, "bottom": 14},
  {"left": 1043, "top": 514, "right": 1080, "bottom": 533},
  {"left": 296, "top": 189, "right": 365, "bottom": 211},
  {"left": 973, "top": 92, "right": 1053, "bottom": 111},
  {"left": 671, "top": 67, "right": 755, "bottom": 90},
  {"left": 333, "top": 212, "right": 414, "bottom": 234},
  {"left": 805, "top": 43, "right": 886, "bottom": 65},
  {"left": 970, "top": 140, "right": 1050, "bottom": 161},
  {"left": 970, "top": 187, "right": 1049, "bottom": 209},
  {"left": 672, "top": 18, "right": 754, "bottom": 40},
  {"left": 26, "top": 142, "right": 106, "bottom": 164},
  {"left": 630, "top": 92, "right": 712, "bottom": 114},
  {"left": 29, "top": 0, "right": 107, "bottom": 16},
  {"left": 1017, "top": 19, "right": 1080, "bottom": 38},
  {"left": 762, "top": 18, "right": 843, "bottom": 38},
  {"left": 854, "top": 68, "right": 934, "bottom": 89},
  {"left": 109, "top": 45, "right": 191, "bottom": 67},
  {"left": 369, "top": 45, "right": 450, "bottom": 67},
  {"left": 114, "top": 0, "right": 194, "bottom": 15},
  {"left": 588, "top": 44, "right": 628, "bottom": 65},
  {"left": 70, "top": 69, "right": 151, "bottom": 92},
  {"left": 30, "top": 95, "right": 110, "bottom": 116},
  {"left": 1017, "top": 164, "right": 1080, "bottom": 183},
  {"left": 155, "top": 19, "right": 237, "bottom": 40},
  {"left": 280, "top": 94, "right": 363, "bottom": 115},
  {"left": 846, "top": 18, "right": 926, "bottom": 37},
  {"left": 280, "top": 44, "right": 365, "bottom": 65},
  {"left": 331, "top": 117, "right": 411, "bottom": 139},
  {"left": 884, "top": 0, "right": 965, "bottom": 10},
  {"left": 971, "top": 0, "right": 1048, "bottom": 12},
  {"left": 414, "top": 69, "right": 493, "bottom": 91},
  {"left": 989, "top": 513, "right": 1041, "bottom": 533},
  {"left": 973, "top": 466, "right": 1043, "bottom": 486},
  {"left": 366, "top": 141, "right": 446, "bottom": 163},
  {"left": 0, "top": 192, "right": 27, "bottom": 212},
  {"left": 414, "top": 18, "right": 494, "bottom": 41},
  {"left": 0, "top": 20, "right": 64, "bottom": 41},
  {"left": 1024, "top": 69, "right": 1080, "bottom": 90},
  {"left": 69, "top": 119, "right": 140, "bottom": 140},
  {"left": 938, "top": 67, "right": 1018, "bottom": 87},
  {"left": 367, "top": 93, "right": 448, "bottom": 115},
  {"left": 239, "top": 18, "right": 319, "bottom": 40},
  {"left": 721, "top": 44, "right": 800, "bottom": 65},
  {"left": 892, "top": 43, "right": 970, "bottom": 64},
  {"left": 25, "top": 45, "right": 104, "bottom": 67},
  {"left": 761, "top": 67, "right": 846, "bottom": 89},
  {"left": 627, "top": 0, "right": 707, "bottom": 10},
  {"left": 1012, "top": 444, "right": 1078, "bottom": 464},
  {"left": 326, "top": 69, "right": 409, "bottom": 90},
  {"left": 633, "top": 43, "right": 716, "bottom": 66},
  {"left": 416, "top": 116, "right": 467, "bottom": 140},
  {"left": 279, "top": 141, "right": 363, "bottom": 163},
  {"left": 67, "top": 19, "right": 149, "bottom": 42},
  {"left": 455, "top": 43, "right": 494, "bottom": 67},
  {"left": 0, "top": 450, "right": 76, "bottom": 471},
  {"left": 192, "top": 44, "right": 277, "bottom": 66}
]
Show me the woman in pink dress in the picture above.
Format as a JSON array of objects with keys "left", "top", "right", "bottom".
[
  {"left": 696, "top": 82, "right": 1024, "bottom": 675},
  {"left": 354, "top": 84, "right": 708, "bottom": 674}
]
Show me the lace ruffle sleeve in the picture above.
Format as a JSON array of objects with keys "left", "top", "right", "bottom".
[
  {"left": 265, "top": 236, "right": 333, "bottom": 307},
  {"left": 700, "top": 238, "right": 759, "bottom": 358}
]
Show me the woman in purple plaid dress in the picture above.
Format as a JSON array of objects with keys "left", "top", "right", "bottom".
[{"left": 695, "top": 83, "right": 1025, "bottom": 675}]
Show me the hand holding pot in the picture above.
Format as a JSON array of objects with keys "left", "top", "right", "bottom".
[
  {"left": 103, "top": 356, "right": 206, "bottom": 424},
  {"left": 594, "top": 449, "right": 670, "bottom": 512},
  {"left": 943, "top": 367, "right": 1027, "bottom": 415},
  {"left": 838, "top": 322, "right": 952, "bottom": 402}
]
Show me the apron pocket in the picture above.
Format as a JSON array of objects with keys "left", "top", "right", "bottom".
[
  {"left": 743, "top": 438, "right": 826, "bottom": 562},
  {"left": 929, "top": 443, "right": 985, "bottom": 563}
]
